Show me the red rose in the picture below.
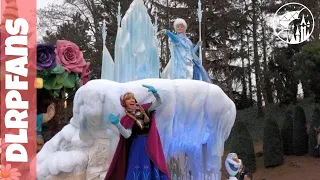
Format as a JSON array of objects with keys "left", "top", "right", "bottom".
[
  {"left": 55, "top": 40, "right": 86, "bottom": 73},
  {"left": 80, "top": 62, "right": 90, "bottom": 86}
]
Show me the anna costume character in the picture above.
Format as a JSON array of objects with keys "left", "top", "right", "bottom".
[{"left": 105, "top": 84, "right": 170, "bottom": 180}]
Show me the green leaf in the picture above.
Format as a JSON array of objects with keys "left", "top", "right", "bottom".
[
  {"left": 52, "top": 90, "right": 60, "bottom": 98},
  {"left": 75, "top": 74, "right": 81, "bottom": 87},
  {"left": 37, "top": 70, "right": 50, "bottom": 77},
  {"left": 43, "top": 75, "right": 57, "bottom": 90},
  {"left": 51, "top": 83, "right": 64, "bottom": 90},
  {"left": 50, "top": 64, "right": 65, "bottom": 74},
  {"left": 56, "top": 71, "right": 69, "bottom": 84},
  {"left": 63, "top": 73, "right": 76, "bottom": 88}
]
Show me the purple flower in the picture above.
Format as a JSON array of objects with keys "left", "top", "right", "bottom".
[{"left": 37, "top": 43, "right": 57, "bottom": 70}]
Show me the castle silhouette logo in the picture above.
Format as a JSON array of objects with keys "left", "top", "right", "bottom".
[{"left": 273, "top": 2, "right": 314, "bottom": 44}]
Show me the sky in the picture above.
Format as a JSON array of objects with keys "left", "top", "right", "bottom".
[{"left": 37, "top": 0, "right": 62, "bottom": 9}]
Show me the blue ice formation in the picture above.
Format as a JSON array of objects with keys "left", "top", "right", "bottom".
[
  {"left": 101, "top": 20, "right": 114, "bottom": 81},
  {"left": 101, "top": 0, "right": 159, "bottom": 82}
]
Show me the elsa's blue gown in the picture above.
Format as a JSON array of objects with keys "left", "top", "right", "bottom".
[{"left": 161, "top": 30, "right": 211, "bottom": 83}]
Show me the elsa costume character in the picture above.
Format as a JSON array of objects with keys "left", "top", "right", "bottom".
[{"left": 160, "top": 18, "right": 211, "bottom": 83}]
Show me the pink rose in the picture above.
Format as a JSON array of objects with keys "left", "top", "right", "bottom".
[
  {"left": 80, "top": 62, "right": 90, "bottom": 86},
  {"left": 55, "top": 40, "right": 86, "bottom": 73}
]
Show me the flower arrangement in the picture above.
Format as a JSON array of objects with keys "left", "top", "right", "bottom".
[{"left": 36, "top": 40, "right": 90, "bottom": 98}]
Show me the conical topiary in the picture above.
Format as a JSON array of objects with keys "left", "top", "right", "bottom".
[
  {"left": 263, "top": 117, "right": 284, "bottom": 168},
  {"left": 293, "top": 106, "right": 308, "bottom": 156},
  {"left": 281, "top": 110, "right": 294, "bottom": 155},
  {"left": 230, "top": 120, "right": 256, "bottom": 173},
  {"left": 309, "top": 108, "right": 320, "bottom": 157}
]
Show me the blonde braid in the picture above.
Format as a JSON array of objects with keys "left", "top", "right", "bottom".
[
  {"left": 138, "top": 104, "right": 150, "bottom": 123},
  {"left": 124, "top": 105, "right": 149, "bottom": 129}
]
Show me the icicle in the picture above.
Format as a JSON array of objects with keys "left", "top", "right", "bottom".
[
  {"left": 117, "top": 2, "right": 122, "bottom": 27},
  {"left": 101, "top": 20, "right": 115, "bottom": 80}
]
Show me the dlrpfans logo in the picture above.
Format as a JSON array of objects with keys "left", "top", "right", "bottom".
[{"left": 273, "top": 2, "right": 314, "bottom": 44}]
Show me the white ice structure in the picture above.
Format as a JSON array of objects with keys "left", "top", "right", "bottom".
[
  {"left": 35, "top": 79, "right": 236, "bottom": 180},
  {"left": 100, "top": 0, "right": 159, "bottom": 82}
]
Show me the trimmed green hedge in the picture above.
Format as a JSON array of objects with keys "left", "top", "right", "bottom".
[
  {"left": 263, "top": 117, "right": 283, "bottom": 168},
  {"left": 230, "top": 120, "right": 256, "bottom": 172},
  {"left": 309, "top": 108, "right": 320, "bottom": 157},
  {"left": 293, "top": 106, "right": 308, "bottom": 156},
  {"left": 281, "top": 110, "right": 294, "bottom": 155}
]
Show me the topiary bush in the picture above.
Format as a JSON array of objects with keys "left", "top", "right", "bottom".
[
  {"left": 263, "top": 117, "right": 284, "bottom": 168},
  {"left": 281, "top": 110, "right": 294, "bottom": 155},
  {"left": 293, "top": 106, "right": 308, "bottom": 156},
  {"left": 309, "top": 108, "right": 320, "bottom": 157},
  {"left": 230, "top": 120, "right": 256, "bottom": 173}
]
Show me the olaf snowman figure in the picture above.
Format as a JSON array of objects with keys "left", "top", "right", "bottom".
[{"left": 225, "top": 153, "right": 243, "bottom": 180}]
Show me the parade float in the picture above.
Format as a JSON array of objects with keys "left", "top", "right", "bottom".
[
  {"left": 35, "top": 40, "right": 90, "bottom": 152},
  {"left": 35, "top": 0, "right": 236, "bottom": 180}
]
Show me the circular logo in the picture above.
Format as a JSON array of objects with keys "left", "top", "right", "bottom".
[{"left": 273, "top": 2, "right": 314, "bottom": 44}]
